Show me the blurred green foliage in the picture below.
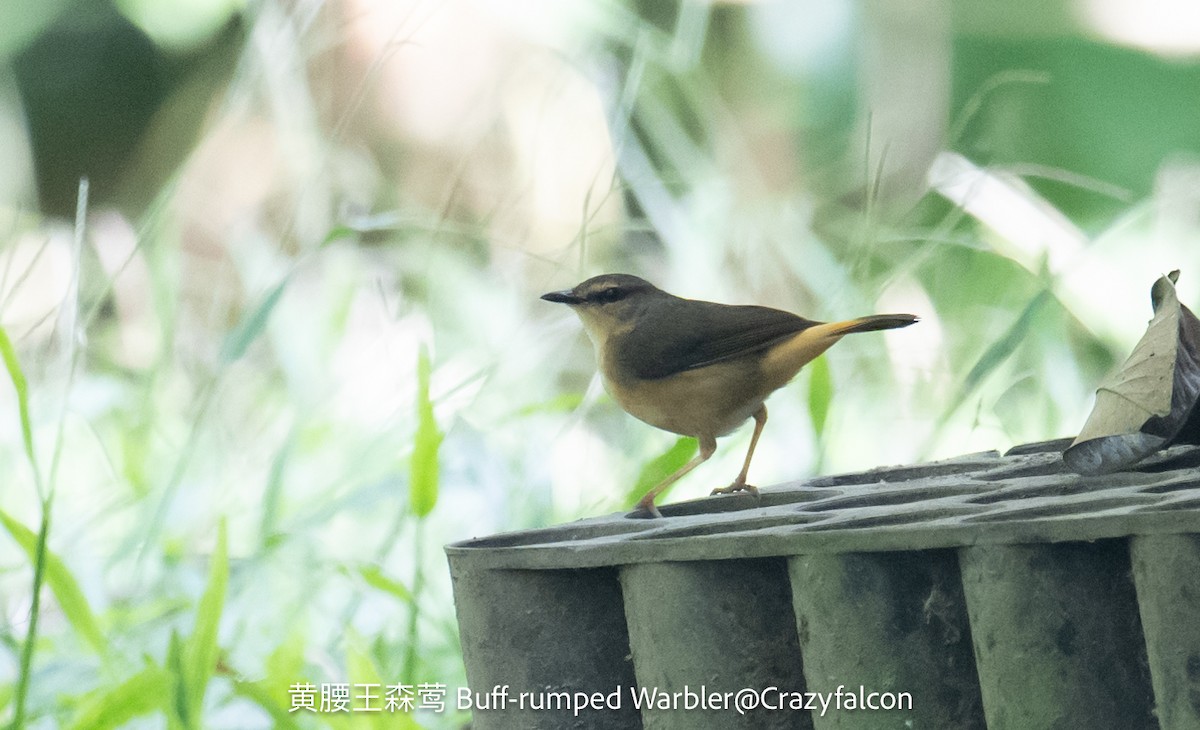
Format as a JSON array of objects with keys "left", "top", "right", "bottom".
[{"left": 952, "top": 36, "right": 1200, "bottom": 223}]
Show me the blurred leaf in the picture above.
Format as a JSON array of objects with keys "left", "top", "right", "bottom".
[
  {"left": 220, "top": 278, "right": 288, "bottom": 363},
  {"left": 182, "top": 520, "right": 228, "bottom": 723},
  {"left": 625, "top": 436, "right": 698, "bottom": 506},
  {"left": 359, "top": 565, "right": 415, "bottom": 605},
  {"left": 265, "top": 632, "right": 307, "bottom": 693},
  {"left": 1065, "top": 271, "right": 1200, "bottom": 473},
  {"left": 0, "top": 510, "right": 106, "bottom": 656},
  {"left": 230, "top": 634, "right": 305, "bottom": 728},
  {"left": 65, "top": 664, "right": 171, "bottom": 730},
  {"left": 120, "top": 421, "right": 152, "bottom": 497},
  {"left": 515, "top": 391, "right": 586, "bottom": 417},
  {"left": 807, "top": 355, "right": 833, "bottom": 437},
  {"left": 410, "top": 346, "right": 442, "bottom": 518},
  {"left": 321, "top": 224, "right": 359, "bottom": 247},
  {"left": 0, "top": 325, "right": 37, "bottom": 477},
  {"left": 961, "top": 289, "right": 1050, "bottom": 397},
  {"left": 228, "top": 681, "right": 302, "bottom": 729}
]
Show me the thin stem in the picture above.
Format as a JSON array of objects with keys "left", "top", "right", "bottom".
[{"left": 9, "top": 506, "right": 51, "bottom": 730}]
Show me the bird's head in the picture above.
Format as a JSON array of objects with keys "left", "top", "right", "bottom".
[{"left": 541, "top": 273, "right": 665, "bottom": 341}]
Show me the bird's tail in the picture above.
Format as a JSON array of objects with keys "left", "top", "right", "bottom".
[
  {"left": 758, "top": 313, "right": 919, "bottom": 391},
  {"left": 827, "top": 313, "right": 919, "bottom": 335}
]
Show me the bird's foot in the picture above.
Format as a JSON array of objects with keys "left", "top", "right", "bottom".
[
  {"left": 711, "top": 480, "right": 760, "bottom": 498},
  {"left": 634, "top": 495, "right": 664, "bottom": 519}
]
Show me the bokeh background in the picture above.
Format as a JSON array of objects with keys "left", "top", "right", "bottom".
[{"left": 3, "top": 0, "right": 1200, "bottom": 727}]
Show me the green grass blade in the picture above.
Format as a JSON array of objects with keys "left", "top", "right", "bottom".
[
  {"left": 0, "top": 325, "right": 39, "bottom": 489},
  {"left": 0, "top": 323, "right": 50, "bottom": 730},
  {"left": 921, "top": 288, "right": 1052, "bottom": 458},
  {"left": 0, "top": 510, "right": 105, "bottom": 655},
  {"left": 624, "top": 436, "right": 698, "bottom": 506},
  {"left": 259, "top": 429, "right": 296, "bottom": 550},
  {"left": 961, "top": 289, "right": 1050, "bottom": 396},
  {"left": 183, "top": 520, "right": 228, "bottom": 723},
  {"left": 166, "top": 631, "right": 189, "bottom": 730},
  {"left": 401, "top": 521, "right": 427, "bottom": 694},
  {"left": 65, "top": 665, "right": 171, "bottom": 730},
  {"left": 409, "top": 346, "right": 442, "bottom": 518},
  {"left": 220, "top": 278, "right": 288, "bottom": 363},
  {"left": 359, "top": 565, "right": 415, "bottom": 604}
]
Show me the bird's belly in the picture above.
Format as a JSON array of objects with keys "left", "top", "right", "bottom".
[{"left": 604, "top": 361, "right": 766, "bottom": 439}]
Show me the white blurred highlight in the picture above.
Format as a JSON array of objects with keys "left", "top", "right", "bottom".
[
  {"left": 931, "top": 150, "right": 1200, "bottom": 350},
  {"left": 928, "top": 151, "right": 1086, "bottom": 274},
  {"left": 877, "top": 277, "right": 942, "bottom": 383},
  {"left": 1076, "top": 0, "right": 1200, "bottom": 58}
]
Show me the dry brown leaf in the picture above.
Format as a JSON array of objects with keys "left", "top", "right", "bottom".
[{"left": 1064, "top": 270, "right": 1200, "bottom": 474}]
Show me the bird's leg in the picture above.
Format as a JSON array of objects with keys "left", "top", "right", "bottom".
[
  {"left": 711, "top": 405, "right": 767, "bottom": 498},
  {"left": 635, "top": 436, "right": 717, "bottom": 518}
]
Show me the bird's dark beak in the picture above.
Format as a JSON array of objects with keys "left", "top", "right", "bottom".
[{"left": 541, "top": 289, "right": 583, "bottom": 305}]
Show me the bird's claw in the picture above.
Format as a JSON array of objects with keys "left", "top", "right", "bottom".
[{"left": 710, "top": 481, "right": 760, "bottom": 498}]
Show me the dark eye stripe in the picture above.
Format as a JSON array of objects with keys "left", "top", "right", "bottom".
[{"left": 592, "top": 287, "right": 626, "bottom": 303}]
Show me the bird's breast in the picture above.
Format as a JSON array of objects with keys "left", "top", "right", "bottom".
[{"left": 601, "top": 358, "right": 767, "bottom": 439}]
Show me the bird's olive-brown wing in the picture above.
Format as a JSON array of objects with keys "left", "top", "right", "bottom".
[{"left": 616, "top": 299, "right": 819, "bottom": 380}]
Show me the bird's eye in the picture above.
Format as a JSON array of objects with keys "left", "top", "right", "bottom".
[{"left": 592, "top": 287, "right": 626, "bottom": 304}]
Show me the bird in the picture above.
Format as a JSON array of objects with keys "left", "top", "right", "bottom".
[{"left": 541, "top": 273, "right": 918, "bottom": 518}]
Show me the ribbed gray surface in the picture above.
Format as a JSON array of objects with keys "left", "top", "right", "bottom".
[
  {"left": 448, "top": 440, "right": 1200, "bottom": 569},
  {"left": 448, "top": 440, "right": 1200, "bottom": 728}
]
